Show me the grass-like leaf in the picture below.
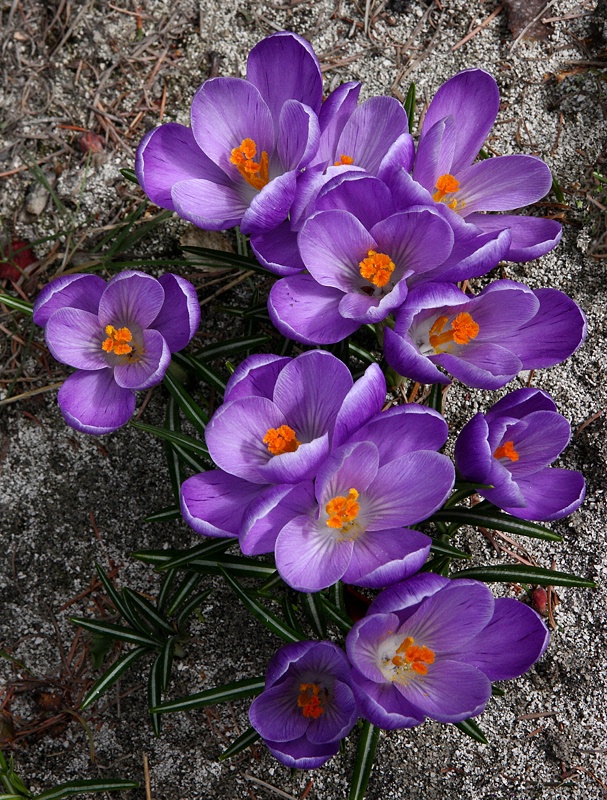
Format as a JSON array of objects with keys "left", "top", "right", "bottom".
[
  {"left": 454, "top": 718, "right": 488, "bottom": 744},
  {"left": 164, "top": 395, "right": 185, "bottom": 505},
  {"left": 130, "top": 420, "right": 209, "bottom": 459},
  {"left": 430, "top": 506, "right": 562, "bottom": 542},
  {"left": 453, "top": 564, "right": 595, "bottom": 588},
  {"left": 121, "top": 589, "right": 175, "bottom": 636},
  {"left": 164, "top": 572, "right": 204, "bottom": 617},
  {"left": 151, "top": 676, "right": 265, "bottom": 713},
  {"left": 0, "top": 294, "right": 33, "bottom": 315},
  {"left": 429, "top": 540, "right": 471, "bottom": 559},
  {"left": 404, "top": 81, "right": 416, "bottom": 133},
  {"left": 152, "top": 538, "right": 234, "bottom": 571},
  {"left": 71, "top": 618, "right": 162, "bottom": 647},
  {"left": 148, "top": 648, "right": 164, "bottom": 737},
  {"left": 163, "top": 370, "right": 209, "bottom": 434},
  {"left": 349, "top": 721, "right": 379, "bottom": 800},
  {"left": 172, "top": 352, "right": 228, "bottom": 394},
  {"left": 219, "top": 567, "right": 303, "bottom": 644},
  {"left": 319, "top": 596, "right": 353, "bottom": 634},
  {"left": 173, "top": 554, "right": 277, "bottom": 579},
  {"left": 194, "top": 335, "right": 271, "bottom": 363},
  {"left": 176, "top": 588, "right": 213, "bottom": 629},
  {"left": 144, "top": 505, "right": 181, "bottom": 523},
  {"left": 80, "top": 646, "right": 148, "bottom": 710},
  {"left": 34, "top": 779, "right": 139, "bottom": 800},
  {"left": 94, "top": 564, "right": 140, "bottom": 629},
  {"left": 300, "top": 593, "right": 327, "bottom": 638},
  {"left": 219, "top": 726, "right": 261, "bottom": 761}
]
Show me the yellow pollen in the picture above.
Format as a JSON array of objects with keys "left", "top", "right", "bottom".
[
  {"left": 494, "top": 440, "right": 519, "bottom": 462},
  {"left": 359, "top": 250, "right": 396, "bottom": 288},
  {"left": 102, "top": 324, "right": 133, "bottom": 356},
  {"left": 429, "top": 312, "right": 479, "bottom": 351},
  {"left": 229, "top": 138, "right": 269, "bottom": 190},
  {"left": 325, "top": 488, "right": 360, "bottom": 529},
  {"left": 297, "top": 682, "right": 325, "bottom": 719},
  {"left": 433, "top": 173, "right": 464, "bottom": 210},
  {"left": 391, "top": 636, "right": 435, "bottom": 677},
  {"left": 334, "top": 154, "right": 354, "bottom": 166},
  {"left": 263, "top": 425, "right": 301, "bottom": 456}
]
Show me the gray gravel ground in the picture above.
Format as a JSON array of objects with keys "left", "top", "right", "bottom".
[{"left": 1, "top": 1, "right": 606, "bottom": 798}]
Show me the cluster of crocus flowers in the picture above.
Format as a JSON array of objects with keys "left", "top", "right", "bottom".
[
  {"left": 33, "top": 271, "right": 200, "bottom": 434},
  {"left": 181, "top": 352, "right": 455, "bottom": 592}
]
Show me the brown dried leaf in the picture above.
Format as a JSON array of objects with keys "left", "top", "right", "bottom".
[{"left": 503, "top": 0, "right": 552, "bottom": 41}]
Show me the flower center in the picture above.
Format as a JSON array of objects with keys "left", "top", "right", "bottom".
[
  {"left": 428, "top": 312, "right": 479, "bottom": 352},
  {"left": 432, "top": 173, "right": 462, "bottom": 210},
  {"left": 297, "top": 682, "right": 325, "bottom": 719},
  {"left": 230, "top": 138, "right": 269, "bottom": 190},
  {"left": 263, "top": 425, "right": 300, "bottom": 456},
  {"left": 325, "top": 488, "right": 360, "bottom": 530},
  {"left": 334, "top": 154, "right": 354, "bottom": 166},
  {"left": 391, "top": 636, "right": 435, "bottom": 677},
  {"left": 359, "top": 250, "right": 396, "bottom": 288},
  {"left": 493, "top": 440, "right": 519, "bottom": 462},
  {"left": 102, "top": 325, "right": 133, "bottom": 356}
]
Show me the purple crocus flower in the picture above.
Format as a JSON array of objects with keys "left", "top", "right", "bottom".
[
  {"left": 454, "top": 388, "right": 586, "bottom": 520},
  {"left": 180, "top": 352, "right": 359, "bottom": 540},
  {"left": 411, "top": 69, "right": 561, "bottom": 261},
  {"left": 136, "top": 32, "right": 322, "bottom": 236},
  {"left": 346, "top": 573, "right": 549, "bottom": 730},
  {"left": 249, "top": 640, "right": 359, "bottom": 769},
  {"left": 384, "top": 280, "right": 587, "bottom": 389},
  {"left": 33, "top": 271, "right": 200, "bottom": 435},
  {"left": 240, "top": 366, "right": 454, "bottom": 590},
  {"left": 268, "top": 176, "right": 455, "bottom": 344}
]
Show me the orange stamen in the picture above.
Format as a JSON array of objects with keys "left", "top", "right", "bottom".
[
  {"left": 230, "top": 138, "right": 269, "bottom": 191},
  {"left": 102, "top": 325, "right": 133, "bottom": 356},
  {"left": 359, "top": 250, "right": 396, "bottom": 288},
  {"left": 494, "top": 440, "right": 519, "bottom": 462},
  {"left": 433, "top": 173, "right": 460, "bottom": 204},
  {"left": 263, "top": 425, "right": 300, "bottom": 456},
  {"left": 334, "top": 154, "right": 354, "bottom": 166},
  {"left": 429, "top": 312, "right": 479, "bottom": 351},
  {"left": 325, "top": 488, "right": 360, "bottom": 529},
  {"left": 297, "top": 683, "right": 325, "bottom": 719},
  {"left": 391, "top": 635, "right": 435, "bottom": 676}
]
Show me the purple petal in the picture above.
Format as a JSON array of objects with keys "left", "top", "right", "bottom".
[
  {"left": 371, "top": 209, "right": 454, "bottom": 277},
  {"left": 402, "top": 659, "right": 491, "bottom": 723},
  {"left": 502, "top": 411, "right": 572, "bottom": 475},
  {"left": 278, "top": 100, "right": 320, "bottom": 171},
  {"left": 264, "top": 640, "right": 320, "bottom": 686},
  {"left": 45, "top": 308, "right": 107, "bottom": 370},
  {"left": 171, "top": 178, "right": 250, "bottom": 231},
  {"left": 99, "top": 271, "right": 165, "bottom": 329},
  {"left": 190, "top": 77, "right": 274, "bottom": 173},
  {"left": 377, "top": 133, "right": 415, "bottom": 179},
  {"left": 113, "top": 329, "right": 170, "bottom": 389},
  {"left": 249, "top": 680, "right": 310, "bottom": 742},
  {"left": 180, "top": 470, "right": 263, "bottom": 538},
  {"left": 33, "top": 274, "right": 105, "bottom": 327},
  {"left": 413, "top": 115, "right": 457, "bottom": 191},
  {"left": 383, "top": 326, "right": 449, "bottom": 385},
  {"left": 151, "top": 274, "right": 200, "bottom": 352},
  {"left": 135, "top": 123, "right": 229, "bottom": 211},
  {"left": 240, "top": 169, "right": 298, "bottom": 235},
  {"left": 466, "top": 598, "right": 549, "bottom": 680},
  {"left": 337, "top": 277, "right": 409, "bottom": 324},
  {"left": 420, "top": 69, "right": 500, "bottom": 174},
  {"left": 259, "top": 435, "right": 329, "bottom": 485},
  {"left": 299, "top": 210, "right": 377, "bottom": 292},
  {"left": 250, "top": 221, "right": 304, "bottom": 276},
  {"left": 365, "top": 451, "right": 454, "bottom": 528},
  {"left": 342, "top": 527, "right": 431, "bottom": 588},
  {"left": 315, "top": 81, "right": 361, "bottom": 165},
  {"left": 224, "top": 354, "right": 290, "bottom": 402},
  {"left": 246, "top": 31, "right": 323, "bottom": 119},
  {"left": 316, "top": 441, "right": 379, "bottom": 504},
  {"left": 434, "top": 342, "right": 522, "bottom": 389},
  {"left": 275, "top": 514, "right": 353, "bottom": 591},
  {"left": 265, "top": 736, "right": 338, "bottom": 769},
  {"left": 240, "top": 482, "right": 315, "bottom": 555},
  {"left": 503, "top": 467, "right": 586, "bottom": 520},
  {"left": 499, "top": 288, "right": 587, "bottom": 369},
  {"left": 332, "top": 363, "right": 386, "bottom": 450},
  {"left": 336, "top": 96, "right": 409, "bottom": 174},
  {"left": 351, "top": 669, "right": 424, "bottom": 730},
  {"left": 268, "top": 274, "right": 360, "bottom": 345},
  {"left": 57, "top": 369, "right": 135, "bottom": 435},
  {"left": 454, "top": 413, "right": 494, "bottom": 485},
  {"left": 347, "top": 613, "right": 401, "bottom": 682},
  {"left": 466, "top": 213, "right": 563, "bottom": 261},
  {"left": 368, "top": 573, "right": 449, "bottom": 618},
  {"left": 315, "top": 173, "right": 396, "bottom": 230},
  {"left": 273, "top": 350, "right": 353, "bottom": 441},
  {"left": 457, "top": 155, "right": 553, "bottom": 214},
  {"left": 347, "top": 405, "right": 449, "bottom": 464},
  {"left": 306, "top": 680, "right": 358, "bottom": 744}
]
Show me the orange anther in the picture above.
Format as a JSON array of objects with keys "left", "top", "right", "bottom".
[
  {"left": 429, "top": 312, "right": 479, "bottom": 351},
  {"left": 102, "top": 324, "right": 133, "bottom": 356},
  {"left": 297, "top": 683, "right": 325, "bottom": 719},
  {"left": 359, "top": 250, "right": 396, "bottom": 288},
  {"left": 493, "top": 440, "right": 519, "bottom": 462},
  {"left": 325, "top": 488, "right": 360, "bottom": 529},
  {"left": 263, "top": 425, "right": 300, "bottom": 456},
  {"left": 433, "top": 173, "right": 460, "bottom": 203},
  {"left": 334, "top": 154, "right": 354, "bottom": 166},
  {"left": 230, "top": 138, "right": 269, "bottom": 190}
]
